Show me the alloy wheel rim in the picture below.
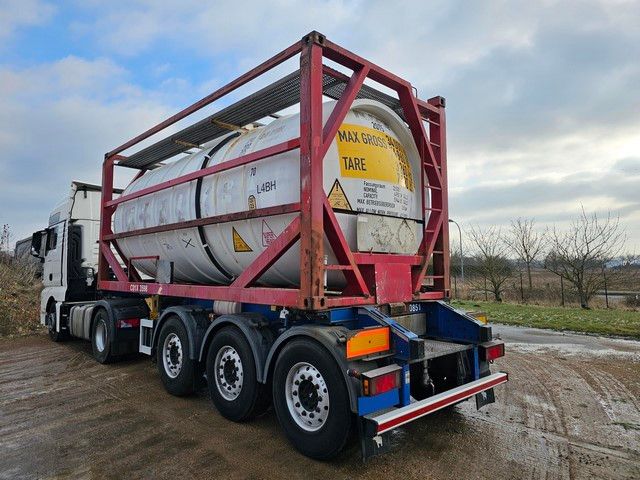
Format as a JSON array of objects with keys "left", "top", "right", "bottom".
[
  {"left": 214, "top": 345, "right": 244, "bottom": 401},
  {"left": 95, "top": 320, "right": 107, "bottom": 352},
  {"left": 284, "top": 362, "right": 330, "bottom": 431},
  {"left": 163, "top": 333, "right": 183, "bottom": 379}
]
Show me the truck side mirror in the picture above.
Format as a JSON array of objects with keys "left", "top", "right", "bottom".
[
  {"left": 30, "top": 231, "right": 46, "bottom": 261},
  {"left": 83, "top": 266, "right": 95, "bottom": 286}
]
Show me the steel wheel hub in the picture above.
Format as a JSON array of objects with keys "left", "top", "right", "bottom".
[
  {"left": 163, "top": 333, "right": 183, "bottom": 379},
  {"left": 285, "top": 362, "right": 330, "bottom": 432},
  {"left": 95, "top": 320, "right": 107, "bottom": 353},
  {"left": 214, "top": 345, "right": 244, "bottom": 401}
]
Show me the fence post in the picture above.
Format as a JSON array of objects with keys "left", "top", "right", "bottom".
[
  {"left": 560, "top": 275, "right": 565, "bottom": 307},
  {"left": 484, "top": 276, "right": 488, "bottom": 301},
  {"left": 602, "top": 265, "right": 609, "bottom": 309}
]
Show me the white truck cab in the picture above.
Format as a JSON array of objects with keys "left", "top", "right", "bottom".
[{"left": 31, "top": 182, "right": 106, "bottom": 338}]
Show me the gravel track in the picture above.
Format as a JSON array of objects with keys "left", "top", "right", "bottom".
[{"left": 1, "top": 326, "right": 638, "bottom": 479}]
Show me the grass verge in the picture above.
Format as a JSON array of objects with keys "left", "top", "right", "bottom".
[
  {"left": 451, "top": 300, "right": 640, "bottom": 339},
  {"left": 0, "top": 259, "right": 42, "bottom": 337}
]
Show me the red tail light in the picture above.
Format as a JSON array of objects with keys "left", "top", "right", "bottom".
[
  {"left": 362, "top": 365, "right": 402, "bottom": 396},
  {"left": 480, "top": 341, "right": 505, "bottom": 361},
  {"left": 116, "top": 318, "right": 140, "bottom": 329}
]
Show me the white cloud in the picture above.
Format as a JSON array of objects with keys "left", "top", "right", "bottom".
[
  {"left": 69, "top": 1, "right": 361, "bottom": 58},
  {"left": 0, "top": 57, "right": 172, "bottom": 240},
  {"left": 0, "top": 0, "right": 55, "bottom": 41},
  {"left": 0, "top": 56, "right": 129, "bottom": 100}
]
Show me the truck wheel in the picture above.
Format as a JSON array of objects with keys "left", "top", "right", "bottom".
[
  {"left": 206, "top": 326, "right": 269, "bottom": 421},
  {"left": 91, "top": 309, "right": 115, "bottom": 364},
  {"left": 46, "top": 301, "right": 67, "bottom": 342},
  {"left": 272, "top": 338, "right": 351, "bottom": 460},
  {"left": 156, "top": 317, "right": 195, "bottom": 396}
]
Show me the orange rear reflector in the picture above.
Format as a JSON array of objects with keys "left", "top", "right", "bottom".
[
  {"left": 346, "top": 327, "right": 390, "bottom": 359},
  {"left": 468, "top": 311, "right": 488, "bottom": 324}
]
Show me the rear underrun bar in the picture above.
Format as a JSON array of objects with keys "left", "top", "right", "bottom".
[{"left": 365, "top": 372, "right": 509, "bottom": 435}]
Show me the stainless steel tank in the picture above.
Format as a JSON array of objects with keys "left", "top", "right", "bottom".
[{"left": 113, "top": 99, "right": 424, "bottom": 287}]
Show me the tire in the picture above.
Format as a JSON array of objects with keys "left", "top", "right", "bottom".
[
  {"left": 206, "top": 326, "right": 270, "bottom": 422},
  {"left": 46, "top": 301, "right": 68, "bottom": 342},
  {"left": 91, "top": 309, "right": 115, "bottom": 364},
  {"left": 272, "top": 339, "right": 351, "bottom": 460},
  {"left": 156, "top": 317, "right": 196, "bottom": 396}
]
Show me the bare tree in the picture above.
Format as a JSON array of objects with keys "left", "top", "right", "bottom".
[
  {"left": 505, "top": 218, "right": 545, "bottom": 292},
  {"left": 544, "top": 208, "right": 626, "bottom": 309},
  {"left": 468, "top": 225, "right": 513, "bottom": 301},
  {"left": 0, "top": 224, "right": 13, "bottom": 267},
  {"left": 0, "top": 224, "right": 12, "bottom": 253}
]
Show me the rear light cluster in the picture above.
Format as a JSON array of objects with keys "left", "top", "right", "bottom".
[
  {"left": 480, "top": 340, "right": 505, "bottom": 362},
  {"left": 350, "top": 365, "right": 402, "bottom": 396},
  {"left": 116, "top": 318, "right": 140, "bottom": 329}
]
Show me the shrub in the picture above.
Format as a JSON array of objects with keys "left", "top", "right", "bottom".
[{"left": 0, "top": 255, "right": 42, "bottom": 336}]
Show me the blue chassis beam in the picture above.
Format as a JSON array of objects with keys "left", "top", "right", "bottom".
[
  {"left": 355, "top": 301, "right": 493, "bottom": 412},
  {"left": 238, "top": 300, "right": 493, "bottom": 412}
]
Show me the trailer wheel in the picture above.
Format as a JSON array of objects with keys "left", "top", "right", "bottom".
[
  {"left": 272, "top": 338, "right": 351, "bottom": 460},
  {"left": 206, "top": 326, "right": 269, "bottom": 421},
  {"left": 156, "top": 317, "right": 196, "bottom": 396},
  {"left": 46, "top": 300, "right": 67, "bottom": 342},
  {"left": 91, "top": 309, "right": 115, "bottom": 364}
]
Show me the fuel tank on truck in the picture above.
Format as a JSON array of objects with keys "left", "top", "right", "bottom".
[{"left": 112, "top": 99, "right": 425, "bottom": 287}]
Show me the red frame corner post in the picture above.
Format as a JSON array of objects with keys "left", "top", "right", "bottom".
[
  {"left": 299, "top": 39, "right": 325, "bottom": 310},
  {"left": 428, "top": 96, "right": 450, "bottom": 296}
]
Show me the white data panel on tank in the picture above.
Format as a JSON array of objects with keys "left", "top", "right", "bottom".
[
  {"left": 356, "top": 214, "right": 420, "bottom": 254},
  {"left": 112, "top": 99, "right": 426, "bottom": 288}
]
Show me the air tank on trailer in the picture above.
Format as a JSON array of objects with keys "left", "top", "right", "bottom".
[{"left": 113, "top": 99, "right": 424, "bottom": 287}]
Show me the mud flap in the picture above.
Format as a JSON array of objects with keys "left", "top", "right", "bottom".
[
  {"left": 475, "top": 387, "right": 495, "bottom": 409},
  {"left": 360, "top": 420, "right": 392, "bottom": 461}
]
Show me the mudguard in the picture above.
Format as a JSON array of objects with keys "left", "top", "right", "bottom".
[
  {"left": 198, "top": 313, "right": 274, "bottom": 382},
  {"left": 263, "top": 325, "right": 361, "bottom": 413},
  {"left": 153, "top": 306, "right": 210, "bottom": 360},
  {"left": 91, "top": 298, "right": 148, "bottom": 355}
]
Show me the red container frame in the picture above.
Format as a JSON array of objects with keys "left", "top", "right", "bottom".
[{"left": 98, "top": 32, "right": 449, "bottom": 310}]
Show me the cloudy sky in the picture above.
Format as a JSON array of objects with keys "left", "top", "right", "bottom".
[{"left": 1, "top": 0, "right": 639, "bottom": 252}]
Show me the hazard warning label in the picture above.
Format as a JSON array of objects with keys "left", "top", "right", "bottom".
[
  {"left": 232, "top": 227, "right": 252, "bottom": 252},
  {"left": 327, "top": 179, "right": 352, "bottom": 210},
  {"left": 336, "top": 124, "right": 414, "bottom": 192},
  {"left": 262, "top": 220, "right": 276, "bottom": 247}
]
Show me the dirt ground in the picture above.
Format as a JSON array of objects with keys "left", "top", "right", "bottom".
[{"left": 1, "top": 326, "right": 639, "bottom": 480}]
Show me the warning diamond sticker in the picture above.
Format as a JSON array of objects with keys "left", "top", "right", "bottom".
[{"left": 262, "top": 220, "right": 276, "bottom": 247}]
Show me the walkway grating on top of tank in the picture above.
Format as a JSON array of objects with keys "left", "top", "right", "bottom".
[{"left": 119, "top": 69, "right": 403, "bottom": 170}]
